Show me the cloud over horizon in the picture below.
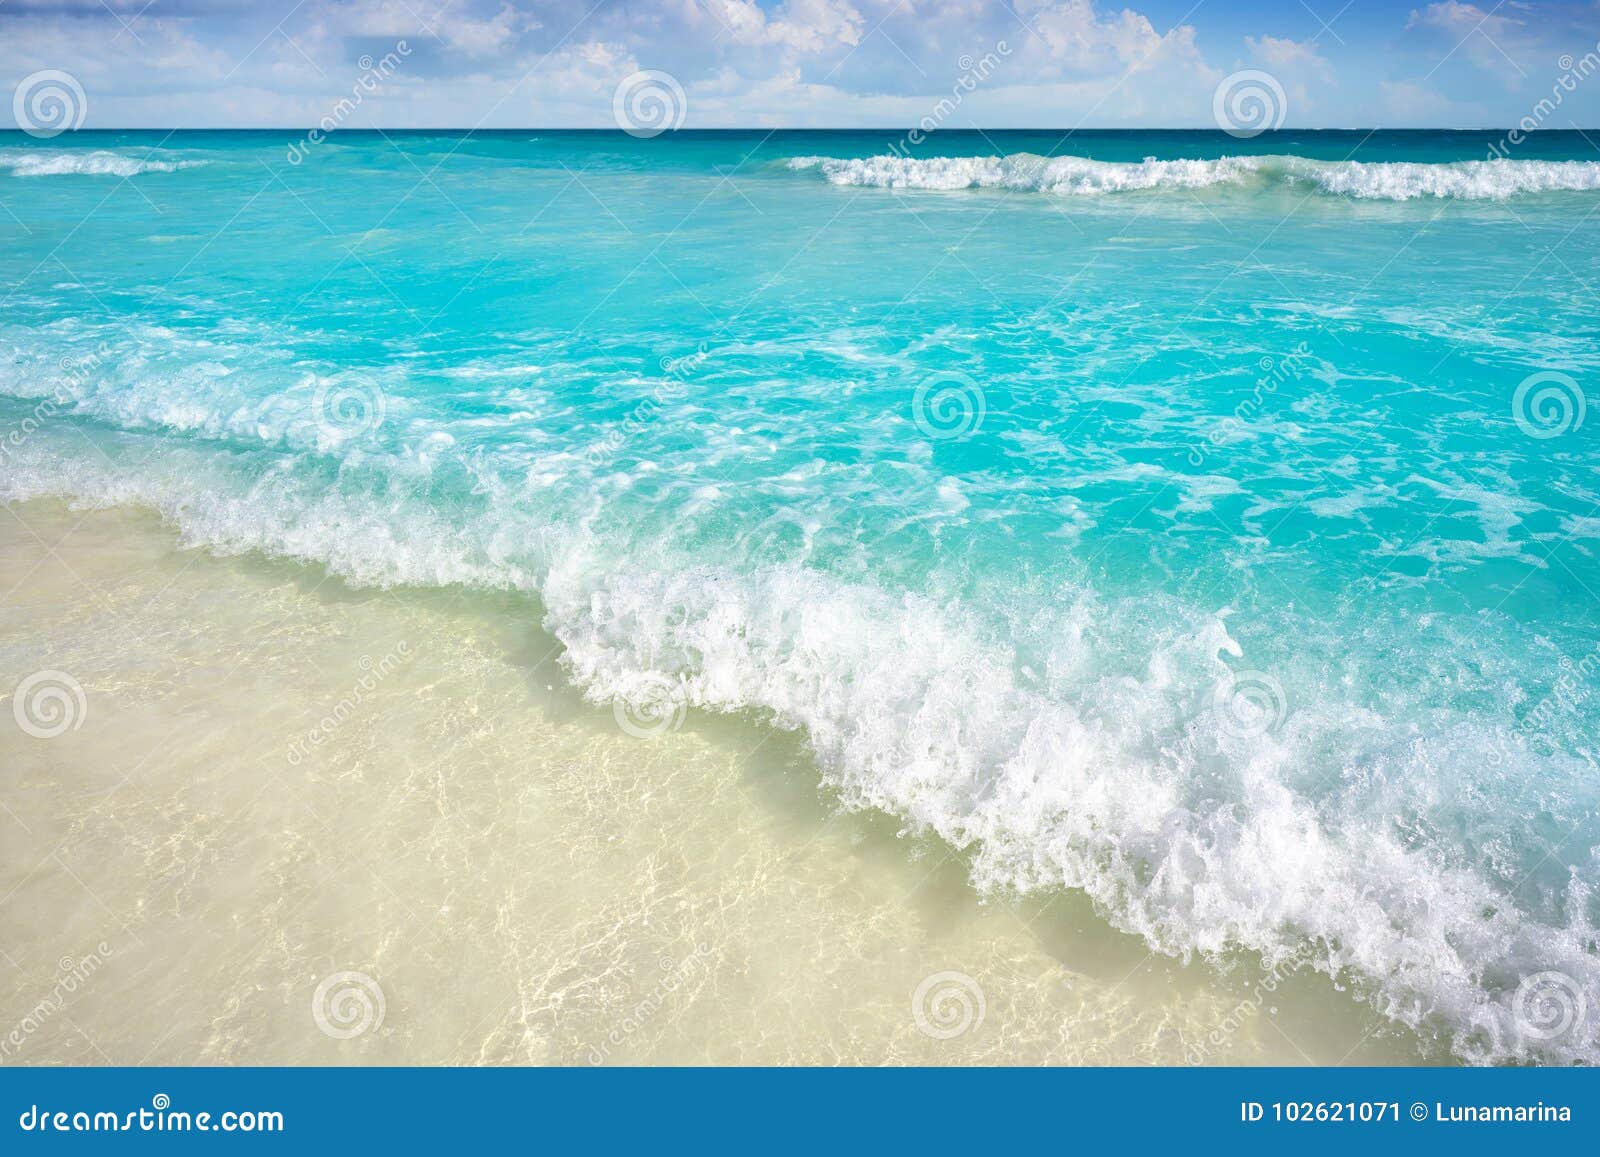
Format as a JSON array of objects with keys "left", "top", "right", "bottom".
[{"left": 2, "top": 0, "right": 1599, "bottom": 129}]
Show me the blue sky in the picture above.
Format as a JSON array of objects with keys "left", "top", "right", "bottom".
[{"left": 3, "top": 0, "right": 1600, "bottom": 128}]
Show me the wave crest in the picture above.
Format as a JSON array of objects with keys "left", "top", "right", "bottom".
[
  {"left": 787, "top": 153, "right": 1600, "bottom": 200},
  {"left": 787, "top": 153, "right": 1261, "bottom": 194},
  {"left": 0, "top": 149, "right": 203, "bottom": 177},
  {"left": 3, "top": 400, "right": 1596, "bottom": 1067}
]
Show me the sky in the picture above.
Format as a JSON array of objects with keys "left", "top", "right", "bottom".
[{"left": 2, "top": 0, "right": 1600, "bottom": 129}]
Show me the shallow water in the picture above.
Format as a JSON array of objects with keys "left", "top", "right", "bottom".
[
  {"left": 1, "top": 129, "right": 1598, "bottom": 1064},
  {"left": 0, "top": 501, "right": 1423, "bottom": 1064}
]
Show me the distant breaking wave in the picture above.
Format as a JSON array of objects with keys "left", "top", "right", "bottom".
[
  {"left": 786, "top": 153, "right": 1600, "bottom": 200},
  {"left": 0, "top": 149, "right": 203, "bottom": 177}
]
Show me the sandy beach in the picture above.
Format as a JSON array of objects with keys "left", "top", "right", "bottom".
[{"left": 0, "top": 497, "right": 1422, "bottom": 1065}]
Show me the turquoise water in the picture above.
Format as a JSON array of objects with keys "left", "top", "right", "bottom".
[{"left": 2, "top": 129, "right": 1598, "bottom": 1064}]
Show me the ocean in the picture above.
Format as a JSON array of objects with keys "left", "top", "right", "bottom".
[{"left": 1, "top": 129, "right": 1597, "bottom": 1065}]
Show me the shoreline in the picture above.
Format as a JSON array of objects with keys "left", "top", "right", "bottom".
[{"left": 0, "top": 497, "right": 1426, "bottom": 1065}]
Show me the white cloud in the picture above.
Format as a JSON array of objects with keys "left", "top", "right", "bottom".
[
  {"left": 1245, "top": 34, "right": 1331, "bottom": 78},
  {"left": 445, "top": 3, "right": 528, "bottom": 57},
  {"left": 699, "top": 0, "right": 863, "bottom": 53},
  {"left": 1377, "top": 78, "right": 1484, "bottom": 126},
  {"left": 1404, "top": 1, "right": 1537, "bottom": 83},
  {"left": 1406, "top": 1, "right": 1522, "bottom": 39},
  {"left": 1017, "top": 0, "right": 1179, "bottom": 73},
  {"left": 3, "top": 0, "right": 1597, "bottom": 128}
]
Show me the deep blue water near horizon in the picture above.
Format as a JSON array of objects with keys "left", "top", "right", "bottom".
[
  {"left": 14, "top": 126, "right": 1600, "bottom": 155},
  {"left": 2, "top": 128, "right": 1598, "bottom": 1065}
]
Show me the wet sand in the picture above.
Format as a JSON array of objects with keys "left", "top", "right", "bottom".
[{"left": 0, "top": 498, "right": 1425, "bottom": 1065}]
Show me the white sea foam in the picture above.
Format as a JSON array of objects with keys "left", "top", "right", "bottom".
[
  {"left": 1294, "top": 157, "right": 1600, "bottom": 200},
  {"left": 0, "top": 149, "right": 203, "bottom": 177},
  {"left": 547, "top": 559, "right": 1599, "bottom": 1068},
  {"left": 787, "top": 153, "right": 1263, "bottom": 194},
  {"left": 787, "top": 153, "right": 1600, "bottom": 200},
  {"left": 1, "top": 306, "right": 1596, "bottom": 1066},
  {"left": 1, "top": 383, "right": 1595, "bottom": 1067}
]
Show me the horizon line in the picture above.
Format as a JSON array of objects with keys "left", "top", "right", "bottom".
[{"left": 4, "top": 126, "right": 1600, "bottom": 134}]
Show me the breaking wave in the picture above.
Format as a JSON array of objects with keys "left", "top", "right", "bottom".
[
  {"left": 786, "top": 153, "right": 1600, "bottom": 200},
  {"left": 1, "top": 333, "right": 1596, "bottom": 1066},
  {"left": 0, "top": 149, "right": 204, "bottom": 177}
]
